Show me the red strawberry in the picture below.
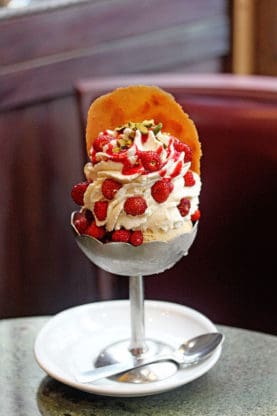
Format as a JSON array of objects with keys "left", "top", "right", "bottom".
[
  {"left": 93, "top": 133, "right": 113, "bottom": 152},
  {"left": 111, "top": 229, "right": 131, "bottom": 243},
  {"left": 191, "top": 209, "right": 201, "bottom": 222},
  {"left": 83, "top": 208, "right": 94, "bottom": 223},
  {"left": 177, "top": 198, "right": 191, "bottom": 217},
  {"left": 94, "top": 201, "right": 108, "bottom": 221},
  {"left": 173, "top": 139, "right": 185, "bottom": 152},
  {"left": 151, "top": 178, "right": 173, "bottom": 203},
  {"left": 174, "top": 140, "right": 192, "bottom": 163},
  {"left": 102, "top": 178, "right": 122, "bottom": 200},
  {"left": 140, "top": 151, "right": 162, "bottom": 172},
  {"left": 73, "top": 212, "right": 89, "bottom": 234},
  {"left": 85, "top": 221, "right": 105, "bottom": 240},
  {"left": 130, "top": 230, "right": 143, "bottom": 246},
  {"left": 124, "top": 197, "right": 147, "bottom": 216},
  {"left": 184, "top": 171, "right": 195, "bottom": 187},
  {"left": 122, "top": 158, "right": 143, "bottom": 175},
  {"left": 71, "top": 181, "right": 90, "bottom": 205},
  {"left": 184, "top": 146, "right": 192, "bottom": 163}
]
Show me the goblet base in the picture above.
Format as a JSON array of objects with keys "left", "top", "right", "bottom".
[{"left": 94, "top": 338, "right": 177, "bottom": 383}]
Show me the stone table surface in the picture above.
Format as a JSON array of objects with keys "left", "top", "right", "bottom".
[{"left": 0, "top": 315, "right": 276, "bottom": 416}]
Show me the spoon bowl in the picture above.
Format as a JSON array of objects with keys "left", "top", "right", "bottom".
[{"left": 177, "top": 332, "right": 223, "bottom": 364}]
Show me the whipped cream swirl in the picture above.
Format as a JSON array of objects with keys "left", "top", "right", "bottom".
[{"left": 83, "top": 126, "right": 201, "bottom": 233}]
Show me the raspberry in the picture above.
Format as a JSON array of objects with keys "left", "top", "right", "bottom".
[
  {"left": 191, "top": 209, "right": 201, "bottom": 222},
  {"left": 85, "top": 221, "right": 106, "bottom": 240},
  {"left": 151, "top": 178, "right": 173, "bottom": 203},
  {"left": 184, "top": 171, "right": 195, "bottom": 186},
  {"left": 111, "top": 229, "right": 131, "bottom": 243},
  {"left": 93, "top": 133, "right": 113, "bottom": 152},
  {"left": 177, "top": 198, "right": 191, "bottom": 217},
  {"left": 140, "top": 151, "right": 162, "bottom": 172},
  {"left": 124, "top": 197, "right": 147, "bottom": 216},
  {"left": 173, "top": 140, "right": 192, "bottom": 163},
  {"left": 73, "top": 212, "right": 89, "bottom": 234},
  {"left": 130, "top": 230, "right": 143, "bottom": 246},
  {"left": 94, "top": 201, "right": 108, "bottom": 221},
  {"left": 71, "top": 181, "right": 90, "bottom": 205},
  {"left": 102, "top": 178, "right": 122, "bottom": 200}
]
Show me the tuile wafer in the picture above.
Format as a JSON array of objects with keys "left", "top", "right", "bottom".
[{"left": 86, "top": 85, "right": 202, "bottom": 174}]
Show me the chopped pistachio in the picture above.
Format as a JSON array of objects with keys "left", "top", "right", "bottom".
[
  {"left": 115, "top": 119, "right": 162, "bottom": 137},
  {"left": 153, "top": 122, "right": 163, "bottom": 135},
  {"left": 137, "top": 124, "right": 149, "bottom": 134},
  {"left": 142, "top": 119, "right": 155, "bottom": 127},
  {"left": 126, "top": 138, "right": 133, "bottom": 146},
  {"left": 117, "top": 137, "right": 133, "bottom": 149},
  {"left": 115, "top": 123, "right": 128, "bottom": 132},
  {"left": 117, "top": 138, "right": 126, "bottom": 147},
  {"left": 112, "top": 147, "right": 121, "bottom": 153}
]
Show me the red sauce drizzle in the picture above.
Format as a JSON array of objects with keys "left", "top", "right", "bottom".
[
  {"left": 170, "top": 160, "right": 183, "bottom": 178},
  {"left": 141, "top": 134, "right": 148, "bottom": 143},
  {"left": 91, "top": 131, "right": 182, "bottom": 178}
]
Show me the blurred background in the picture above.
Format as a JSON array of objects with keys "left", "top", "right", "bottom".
[{"left": 0, "top": 0, "right": 276, "bottom": 334}]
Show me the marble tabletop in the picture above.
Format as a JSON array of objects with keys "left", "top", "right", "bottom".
[{"left": 0, "top": 315, "right": 276, "bottom": 416}]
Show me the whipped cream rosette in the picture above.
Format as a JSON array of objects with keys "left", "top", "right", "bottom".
[{"left": 82, "top": 121, "right": 201, "bottom": 243}]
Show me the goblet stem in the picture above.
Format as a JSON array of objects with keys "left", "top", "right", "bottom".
[{"left": 129, "top": 275, "right": 148, "bottom": 357}]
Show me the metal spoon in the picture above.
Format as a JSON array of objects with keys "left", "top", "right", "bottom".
[{"left": 75, "top": 332, "right": 224, "bottom": 384}]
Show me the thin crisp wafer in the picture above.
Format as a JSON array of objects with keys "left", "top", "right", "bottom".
[{"left": 86, "top": 85, "right": 201, "bottom": 173}]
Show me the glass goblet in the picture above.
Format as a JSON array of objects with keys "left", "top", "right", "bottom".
[{"left": 71, "top": 212, "right": 198, "bottom": 383}]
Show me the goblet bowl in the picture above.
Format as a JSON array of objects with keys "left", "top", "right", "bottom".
[{"left": 71, "top": 212, "right": 198, "bottom": 276}]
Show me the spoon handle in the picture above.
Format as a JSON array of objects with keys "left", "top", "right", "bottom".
[
  {"left": 75, "top": 354, "right": 177, "bottom": 384},
  {"left": 75, "top": 333, "right": 224, "bottom": 384}
]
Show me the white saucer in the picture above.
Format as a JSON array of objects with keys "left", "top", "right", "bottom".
[{"left": 34, "top": 300, "right": 222, "bottom": 397}]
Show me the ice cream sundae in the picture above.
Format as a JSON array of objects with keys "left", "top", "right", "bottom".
[{"left": 71, "top": 85, "right": 202, "bottom": 246}]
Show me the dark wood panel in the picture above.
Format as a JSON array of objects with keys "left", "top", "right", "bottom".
[
  {"left": 255, "top": 0, "right": 277, "bottom": 75},
  {"left": 0, "top": 0, "right": 227, "bottom": 65},
  {"left": 0, "top": 16, "right": 229, "bottom": 111},
  {"left": 0, "top": 93, "right": 131, "bottom": 318},
  {"left": 0, "top": 0, "right": 231, "bottom": 110},
  {"left": 0, "top": 96, "right": 100, "bottom": 318}
]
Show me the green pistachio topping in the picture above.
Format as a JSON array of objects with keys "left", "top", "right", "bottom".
[
  {"left": 117, "top": 137, "right": 133, "bottom": 149},
  {"left": 153, "top": 122, "right": 163, "bottom": 135},
  {"left": 115, "top": 120, "right": 163, "bottom": 137},
  {"left": 112, "top": 146, "right": 121, "bottom": 153}
]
